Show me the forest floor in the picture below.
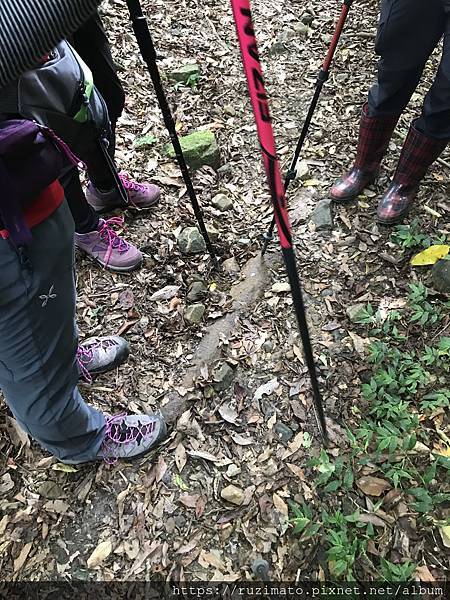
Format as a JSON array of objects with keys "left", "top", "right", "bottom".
[{"left": 0, "top": 0, "right": 449, "bottom": 586}]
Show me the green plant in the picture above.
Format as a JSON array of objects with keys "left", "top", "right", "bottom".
[
  {"left": 379, "top": 558, "right": 417, "bottom": 582},
  {"left": 289, "top": 501, "right": 322, "bottom": 539},
  {"left": 408, "top": 283, "right": 441, "bottom": 325},
  {"left": 390, "top": 219, "right": 430, "bottom": 249}
]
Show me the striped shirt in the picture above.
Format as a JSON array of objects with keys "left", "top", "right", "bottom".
[{"left": 0, "top": 0, "right": 100, "bottom": 88}]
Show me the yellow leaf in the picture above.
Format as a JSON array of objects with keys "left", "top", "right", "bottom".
[
  {"left": 303, "top": 178, "right": 322, "bottom": 187},
  {"left": 439, "top": 525, "right": 450, "bottom": 548},
  {"left": 52, "top": 463, "right": 78, "bottom": 473},
  {"left": 435, "top": 445, "right": 450, "bottom": 457},
  {"left": 410, "top": 245, "right": 449, "bottom": 266},
  {"left": 87, "top": 539, "right": 113, "bottom": 568}
]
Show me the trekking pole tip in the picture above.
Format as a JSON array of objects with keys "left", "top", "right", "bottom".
[{"left": 251, "top": 559, "right": 270, "bottom": 580}]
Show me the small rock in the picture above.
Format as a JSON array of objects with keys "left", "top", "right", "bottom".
[
  {"left": 271, "top": 282, "right": 291, "bottom": 293},
  {"left": 300, "top": 14, "right": 314, "bottom": 26},
  {"left": 169, "top": 63, "right": 199, "bottom": 84},
  {"left": 295, "top": 160, "right": 309, "bottom": 180},
  {"left": 213, "top": 362, "right": 235, "bottom": 392},
  {"left": 222, "top": 256, "right": 240, "bottom": 275},
  {"left": 160, "top": 391, "right": 187, "bottom": 424},
  {"left": 187, "top": 281, "right": 207, "bottom": 302},
  {"left": 221, "top": 484, "right": 244, "bottom": 506},
  {"left": 262, "top": 340, "right": 274, "bottom": 352},
  {"left": 164, "top": 130, "right": 220, "bottom": 170},
  {"left": 217, "top": 163, "right": 232, "bottom": 175},
  {"left": 226, "top": 464, "right": 241, "bottom": 478},
  {"left": 294, "top": 22, "right": 309, "bottom": 36},
  {"left": 311, "top": 199, "right": 333, "bottom": 230},
  {"left": 184, "top": 304, "right": 205, "bottom": 325},
  {"left": 432, "top": 259, "right": 450, "bottom": 294},
  {"left": 206, "top": 224, "right": 220, "bottom": 243},
  {"left": 211, "top": 193, "right": 233, "bottom": 212},
  {"left": 177, "top": 227, "right": 206, "bottom": 254},
  {"left": 274, "top": 422, "right": 294, "bottom": 444},
  {"left": 269, "top": 41, "right": 287, "bottom": 55},
  {"left": 346, "top": 303, "right": 367, "bottom": 323},
  {"left": 38, "top": 481, "right": 63, "bottom": 499},
  {"left": 224, "top": 104, "right": 236, "bottom": 116}
]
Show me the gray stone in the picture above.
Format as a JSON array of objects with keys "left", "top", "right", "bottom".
[
  {"left": 212, "top": 193, "right": 233, "bottom": 212},
  {"left": 295, "top": 160, "right": 310, "bottom": 181},
  {"left": 224, "top": 105, "right": 236, "bottom": 117},
  {"left": 177, "top": 227, "right": 206, "bottom": 254},
  {"left": 213, "top": 362, "right": 235, "bottom": 392},
  {"left": 187, "top": 281, "right": 207, "bottom": 302},
  {"left": 432, "top": 259, "right": 450, "bottom": 294},
  {"left": 274, "top": 422, "right": 294, "bottom": 444},
  {"left": 160, "top": 391, "right": 187, "bottom": 424},
  {"left": 222, "top": 256, "right": 240, "bottom": 275},
  {"left": 221, "top": 484, "right": 244, "bottom": 506},
  {"left": 262, "top": 340, "right": 274, "bottom": 352},
  {"left": 206, "top": 224, "right": 220, "bottom": 243},
  {"left": 311, "top": 199, "right": 333, "bottom": 230},
  {"left": 226, "top": 464, "right": 241, "bottom": 478},
  {"left": 294, "top": 22, "right": 309, "bottom": 36},
  {"left": 346, "top": 303, "right": 367, "bottom": 323},
  {"left": 164, "top": 130, "right": 220, "bottom": 170},
  {"left": 184, "top": 303, "right": 205, "bottom": 325},
  {"left": 169, "top": 63, "right": 199, "bottom": 84}
]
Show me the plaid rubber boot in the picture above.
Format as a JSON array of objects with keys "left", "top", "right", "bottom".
[
  {"left": 331, "top": 104, "right": 400, "bottom": 203},
  {"left": 377, "top": 123, "right": 449, "bottom": 225}
]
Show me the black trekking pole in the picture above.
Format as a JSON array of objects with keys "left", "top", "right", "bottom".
[
  {"left": 126, "top": 0, "right": 218, "bottom": 267},
  {"left": 261, "top": 0, "right": 354, "bottom": 255}
]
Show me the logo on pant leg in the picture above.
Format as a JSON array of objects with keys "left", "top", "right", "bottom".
[{"left": 39, "top": 284, "right": 57, "bottom": 307}]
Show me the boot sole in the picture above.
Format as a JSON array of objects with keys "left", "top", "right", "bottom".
[{"left": 75, "top": 246, "right": 143, "bottom": 273}]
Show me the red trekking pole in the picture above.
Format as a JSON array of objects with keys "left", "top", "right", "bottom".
[
  {"left": 261, "top": 0, "right": 354, "bottom": 254},
  {"left": 230, "top": 0, "right": 329, "bottom": 442}
]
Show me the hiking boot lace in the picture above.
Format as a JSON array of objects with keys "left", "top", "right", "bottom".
[
  {"left": 101, "top": 414, "right": 157, "bottom": 464},
  {"left": 98, "top": 217, "right": 130, "bottom": 266},
  {"left": 119, "top": 174, "right": 147, "bottom": 194},
  {"left": 76, "top": 338, "right": 119, "bottom": 383}
]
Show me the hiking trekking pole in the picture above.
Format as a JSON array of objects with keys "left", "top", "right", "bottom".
[
  {"left": 231, "top": 0, "right": 328, "bottom": 442},
  {"left": 125, "top": 0, "right": 218, "bottom": 267},
  {"left": 261, "top": 0, "right": 354, "bottom": 255}
]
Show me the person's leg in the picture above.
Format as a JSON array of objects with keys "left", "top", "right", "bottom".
[
  {"left": 0, "top": 202, "right": 105, "bottom": 463},
  {"left": 416, "top": 15, "right": 450, "bottom": 138},
  {"left": 71, "top": 10, "right": 125, "bottom": 143},
  {"left": 368, "top": 0, "right": 445, "bottom": 117},
  {"left": 63, "top": 168, "right": 100, "bottom": 234},
  {"left": 0, "top": 201, "right": 166, "bottom": 463},
  {"left": 331, "top": 0, "right": 444, "bottom": 202},
  {"left": 71, "top": 11, "right": 161, "bottom": 212},
  {"left": 377, "top": 10, "right": 450, "bottom": 224}
]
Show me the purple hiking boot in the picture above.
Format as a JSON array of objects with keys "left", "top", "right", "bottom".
[
  {"left": 61, "top": 413, "right": 168, "bottom": 464},
  {"left": 74, "top": 217, "right": 142, "bottom": 272},
  {"left": 86, "top": 174, "right": 161, "bottom": 213},
  {"left": 100, "top": 413, "right": 167, "bottom": 464},
  {"left": 77, "top": 335, "right": 130, "bottom": 382}
]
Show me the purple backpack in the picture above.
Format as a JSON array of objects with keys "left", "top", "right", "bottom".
[{"left": 0, "top": 119, "right": 78, "bottom": 247}]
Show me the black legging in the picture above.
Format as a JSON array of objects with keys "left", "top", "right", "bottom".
[
  {"left": 66, "top": 10, "right": 126, "bottom": 233},
  {"left": 369, "top": 0, "right": 450, "bottom": 139}
]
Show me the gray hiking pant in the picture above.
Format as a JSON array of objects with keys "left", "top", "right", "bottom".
[{"left": 0, "top": 201, "right": 105, "bottom": 462}]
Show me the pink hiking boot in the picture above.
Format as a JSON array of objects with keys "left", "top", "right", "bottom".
[
  {"left": 86, "top": 174, "right": 161, "bottom": 213},
  {"left": 74, "top": 217, "right": 142, "bottom": 272}
]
